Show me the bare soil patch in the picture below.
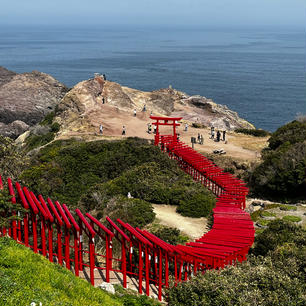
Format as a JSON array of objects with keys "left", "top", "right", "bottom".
[{"left": 152, "top": 204, "right": 208, "bottom": 240}]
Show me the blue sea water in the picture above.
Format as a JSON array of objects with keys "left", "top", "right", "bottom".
[{"left": 0, "top": 24, "right": 305, "bottom": 131}]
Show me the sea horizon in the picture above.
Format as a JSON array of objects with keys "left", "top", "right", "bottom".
[{"left": 1, "top": 24, "right": 305, "bottom": 131}]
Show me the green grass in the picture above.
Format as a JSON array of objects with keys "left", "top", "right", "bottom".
[
  {"left": 256, "top": 219, "right": 272, "bottom": 227},
  {"left": 0, "top": 237, "right": 160, "bottom": 306},
  {"left": 251, "top": 204, "right": 281, "bottom": 221},
  {"left": 279, "top": 205, "right": 298, "bottom": 211},
  {"left": 282, "top": 215, "right": 302, "bottom": 223},
  {"left": 260, "top": 211, "right": 276, "bottom": 218}
]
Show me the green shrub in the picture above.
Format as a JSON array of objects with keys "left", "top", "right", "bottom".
[
  {"left": 280, "top": 205, "right": 297, "bottom": 211},
  {"left": 100, "top": 196, "right": 155, "bottom": 228},
  {"left": 268, "top": 120, "right": 306, "bottom": 150},
  {"left": 25, "top": 132, "right": 56, "bottom": 151},
  {"left": 256, "top": 219, "right": 271, "bottom": 227},
  {"left": 260, "top": 211, "right": 276, "bottom": 217},
  {"left": 235, "top": 128, "right": 270, "bottom": 137},
  {"left": 167, "top": 219, "right": 306, "bottom": 306},
  {"left": 167, "top": 255, "right": 306, "bottom": 306},
  {"left": 151, "top": 226, "right": 188, "bottom": 245},
  {"left": 252, "top": 219, "right": 306, "bottom": 256},
  {"left": 176, "top": 191, "right": 215, "bottom": 217},
  {"left": 282, "top": 215, "right": 302, "bottom": 223}
]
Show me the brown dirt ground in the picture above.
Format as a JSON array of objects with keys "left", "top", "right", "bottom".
[
  {"left": 57, "top": 105, "right": 268, "bottom": 162},
  {"left": 152, "top": 204, "right": 208, "bottom": 240}
]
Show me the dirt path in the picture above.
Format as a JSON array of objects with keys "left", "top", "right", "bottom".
[{"left": 152, "top": 204, "right": 208, "bottom": 240}]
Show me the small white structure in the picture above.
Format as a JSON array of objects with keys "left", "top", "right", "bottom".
[{"left": 99, "top": 282, "right": 115, "bottom": 295}]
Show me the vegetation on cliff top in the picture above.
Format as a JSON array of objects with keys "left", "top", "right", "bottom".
[{"left": 248, "top": 120, "right": 306, "bottom": 201}]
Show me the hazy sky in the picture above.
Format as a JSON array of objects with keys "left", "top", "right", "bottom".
[{"left": 1, "top": 0, "right": 305, "bottom": 28}]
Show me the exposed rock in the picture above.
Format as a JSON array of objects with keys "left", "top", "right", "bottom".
[
  {"left": 0, "top": 67, "right": 68, "bottom": 138},
  {"left": 0, "top": 120, "right": 29, "bottom": 139},
  {"left": 98, "top": 282, "right": 115, "bottom": 294}
]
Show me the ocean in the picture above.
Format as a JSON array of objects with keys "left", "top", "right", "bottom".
[{"left": 0, "top": 24, "right": 305, "bottom": 131}]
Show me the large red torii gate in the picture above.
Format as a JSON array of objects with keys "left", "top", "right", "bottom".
[{"left": 150, "top": 116, "right": 182, "bottom": 145}]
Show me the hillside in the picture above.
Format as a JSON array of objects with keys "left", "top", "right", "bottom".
[{"left": 0, "top": 237, "right": 160, "bottom": 306}]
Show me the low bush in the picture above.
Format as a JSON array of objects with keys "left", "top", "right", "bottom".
[
  {"left": 167, "top": 220, "right": 306, "bottom": 306},
  {"left": 252, "top": 219, "right": 306, "bottom": 256},
  {"left": 151, "top": 226, "right": 188, "bottom": 245},
  {"left": 279, "top": 205, "right": 297, "bottom": 211},
  {"left": 282, "top": 215, "right": 302, "bottom": 223},
  {"left": 79, "top": 161, "right": 216, "bottom": 218},
  {"left": 235, "top": 128, "right": 270, "bottom": 137},
  {"left": 248, "top": 120, "right": 306, "bottom": 201}
]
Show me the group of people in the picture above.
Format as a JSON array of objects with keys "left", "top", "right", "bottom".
[
  {"left": 99, "top": 124, "right": 126, "bottom": 135},
  {"left": 210, "top": 126, "right": 226, "bottom": 142},
  {"left": 147, "top": 123, "right": 157, "bottom": 134},
  {"left": 197, "top": 133, "right": 204, "bottom": 144}
]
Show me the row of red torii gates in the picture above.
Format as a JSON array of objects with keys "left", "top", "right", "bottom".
[{"left": 0, "top": 116, "right": 254, "bottom": 301}]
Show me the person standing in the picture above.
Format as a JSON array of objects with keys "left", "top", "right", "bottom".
[
  {"left": 211, "top": 129, "right": 215, "bottom": 139},
  {"left": 133, "top": 109, "right": 137, "bottom": 117},
  {"left": 184, "top": 123, "right": 188, "bottom": 132},
  {"left": 198, "top": 133, "right": 201, "bottom": 143},
  {"left": 211, "top": 126, "right": 215, "bottom": 138},
  {"left": 143, "top": 104, "right": 147, "bottom": 112},
  {"left": 217, "top": 130, "right": 221, "bottom": 142},
  {"left": 102, "top": 97, "right": 105, "bottom": 104},
  {"left": 222, "top": 130, "right": 226, "bottom": 141},
  {"left": 99, "top": 124, "right": 103, "bottom": 135},
  {"left": 122, "top": 125, "right": 126, "bottom": 135},
  {"left": 200, "top": 134, "right": 204, "bottom": 145}
]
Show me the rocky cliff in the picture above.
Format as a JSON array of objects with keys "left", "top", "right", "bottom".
[
  {"left": 0, "top": 67, "right": 68, "bottom": 138},
  {"left": 55, "top": 76, "right": 254, "bottom": 138}
]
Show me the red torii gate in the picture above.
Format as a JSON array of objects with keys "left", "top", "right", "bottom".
[{"left": 150, "top": 116, "right": 182, "bottom": 145}]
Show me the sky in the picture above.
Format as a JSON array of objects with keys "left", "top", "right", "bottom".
[{"left": 0, "top": 0, "right": 305, "bottom": 28}]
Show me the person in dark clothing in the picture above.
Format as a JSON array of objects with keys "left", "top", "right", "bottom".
[
  {"left": 216, "top": 130, "right": 221, "bottom": 142},
  {"left": 198, "top": 133, "right": 201, "bottom": 143},
  {"left": 102, "top": 97, "right": 105, "bottom": 104},
  {"left": 102, "top": 74, "right": 106, "bottom": 80},
  {"left": 222, "top": 130, "right": 226, "bottom": 141},
  {"left": 122, "top": 126, "right": 126, "bottom": 135},
  {"left": 200, "top": 134, "right": 204, "bottom": 145}
]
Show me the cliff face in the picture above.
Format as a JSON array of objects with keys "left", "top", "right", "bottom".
[{"left": 0, "top": 67, "right": 68, "bottom": 139}]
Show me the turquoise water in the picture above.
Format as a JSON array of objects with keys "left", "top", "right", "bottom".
[{"left": 0, "top": 25, "right": 305, "bottom": 131}]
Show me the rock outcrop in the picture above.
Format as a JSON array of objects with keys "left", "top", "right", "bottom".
[
  {"left": 0, "top": 67, "right": 68, "bottom": 138},
  {"left": 57, "top": 77, "right": 254, "bottom": 136}
]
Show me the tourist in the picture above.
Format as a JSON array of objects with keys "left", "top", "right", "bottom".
[
  {"left": 222, "top": 130, "right": 226, "bottom": 141},
  {"left": 133, "top": 109, "right": 137, "bottom": 117},
  {"left": 211, "top": 126, "right": 215, "bottom": 137},
  {"left": 99, "top": 124, "right": 103, "bottom": 135},
  {"left": 153, "top": 125, "right": 157, "bottom": 134},
  {"left": 147, "top": 123, "right": 152, "bottom": 134},
  {"left": 211, "top": 129, "right": 215, "bottom": 139},
  {"left": 184, "top": 123, "right": 188, "bottom": 132},
  {"left": 102, "top": 97, "right": 105, "bottom": 104},
  {"left": 198, "top": 133, "right": 201, "bottom": 143},
  {"left": 102, "top": 74, "right": 106, "bottom": 80},
  {"left": 200, "top": 134, "right": 204, "bottom": 145},
  {"left": 216, "top": 130, "right": 221, "bottom": 142},
  {"left": 143, "top": 104, "right": 147, "bottom": 112},
  {"left": 122, "top": 125, "right": 126, "bottom": 135}
]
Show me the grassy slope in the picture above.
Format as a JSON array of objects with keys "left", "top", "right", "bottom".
[{"left": 0, "top": 237, "right": 121, "bottom": 306}]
